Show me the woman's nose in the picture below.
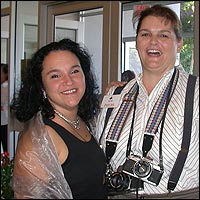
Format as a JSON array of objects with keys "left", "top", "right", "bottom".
[
  {"left": 150, "top": 35, "right": 158, "bottom": 45},
  {"left": 62, "top": 75, "right": 72, "bottom": 86}
]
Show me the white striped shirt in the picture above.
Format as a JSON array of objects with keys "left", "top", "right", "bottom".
[{"left": 96, "top": 66, "right": 199, "bottom": 194}]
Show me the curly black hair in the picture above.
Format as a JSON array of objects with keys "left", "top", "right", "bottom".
[{"left": 10, "top": 39, "right": 100, "bottom": 124}]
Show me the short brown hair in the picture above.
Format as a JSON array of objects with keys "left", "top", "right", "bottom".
[{"left": 132, "top": 4, "right": 182, "bottom": 41}]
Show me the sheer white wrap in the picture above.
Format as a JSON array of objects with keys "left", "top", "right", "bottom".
[{"left": 12, "top": 112, "right": 73, "bottom": 199}]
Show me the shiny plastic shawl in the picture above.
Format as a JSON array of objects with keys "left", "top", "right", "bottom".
[{"left": 12, "top": 112, "right": 73, "bottom": 199}]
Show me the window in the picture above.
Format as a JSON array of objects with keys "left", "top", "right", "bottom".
[{"left": 122, "top": 39, "right": 142, "bottom": 74}]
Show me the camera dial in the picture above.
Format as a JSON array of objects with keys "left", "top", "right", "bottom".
[
  {"left": 122, "top": 155, "right": 163, "bottom": 186},
  {"left": 134, "top": 159, "right": 152, "bottom": 178}
]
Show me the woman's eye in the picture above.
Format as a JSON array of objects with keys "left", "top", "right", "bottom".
[
  {"left": 159, "top": 34, "right": 168, "bottom": 38},
  {"left": 51, "top": 74, "right": 61, "bottom": 79},
  {"left": 71, "top": 69, "right": 79, "bottom": 74},
  {"left": 141, "top": 33, "right": 150, "bottom": 37}
]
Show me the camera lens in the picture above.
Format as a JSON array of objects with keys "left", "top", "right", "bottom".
[
  {"left": 134, "top": 160, "right": 151, "bottom": 178},
  {"left": 109, "top": 172, "right": 130, "bottom": 191}
]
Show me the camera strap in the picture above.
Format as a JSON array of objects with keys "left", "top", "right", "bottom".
[
  {"left": 167, "top": 74, "right": 197, "bottom": 191},
  {"left": 142, "top": 68, "right": 179, "bottom": 160},
  {"left": 106, "top": 83, "right": 138, "bottom": 142},
  {"left": 99, "top": 85, "right": 125, "bottom": 163},
  {"left": 103, "top": 83, "right": 138, "bottom": 163},
  {"left": 103, "top": 68, "right": 179, "bottom": 165}
]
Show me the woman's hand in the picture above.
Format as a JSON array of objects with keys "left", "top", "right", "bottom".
[{"left": 104, "top": 81, "right": 126, "bottom": 95}]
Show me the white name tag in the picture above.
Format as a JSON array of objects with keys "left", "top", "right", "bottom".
[{"left": 101, "top": 95, "right": 121, "bottom": 108}]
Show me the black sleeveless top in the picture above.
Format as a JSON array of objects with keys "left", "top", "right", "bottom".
[{"left": 43, "top": 118, "right": 107, "bottom": 199}]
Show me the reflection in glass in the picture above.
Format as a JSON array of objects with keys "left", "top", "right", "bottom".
[
  {"left": 1, "top": 38, "right": 8, "bottom": 64},
  {"left": 56, "top": 28, "right": 76, "bottom": 42},
  {"left": 1, "top": 15, "right": 9, "bottom": 64},
  {"left": 24, "top": 24, "right": 38, "bottom": 59}
]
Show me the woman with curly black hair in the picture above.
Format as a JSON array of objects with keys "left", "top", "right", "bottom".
[{"left": 11, "top": 38, "right": 107, "bottom": 199}]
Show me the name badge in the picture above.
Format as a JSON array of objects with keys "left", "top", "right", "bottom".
[{"left": 101, "top": 95, "right": 121, "bottom": 108}]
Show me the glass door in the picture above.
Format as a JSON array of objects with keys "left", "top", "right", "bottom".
[{"left": 8, "top": 1, "right": 39, "bottom": 158}]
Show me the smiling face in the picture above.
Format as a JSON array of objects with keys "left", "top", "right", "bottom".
[
  {"left": 41, "top": 50, "right": 86, "bottom": 114},
  {"left": 136, "top": 16, "right": 183, "bottom": 75}
]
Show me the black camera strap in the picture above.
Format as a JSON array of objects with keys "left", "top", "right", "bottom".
[{"left": 167, "top": 74, "right": 197, "bottom": 191}]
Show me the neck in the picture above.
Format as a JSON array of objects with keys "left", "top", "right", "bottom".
[
  {"left": 142, "top": 70, "right": 167, "bottom": 94},
  {"left": 54, "top": 109, "right": 80, "bottom": 130}
]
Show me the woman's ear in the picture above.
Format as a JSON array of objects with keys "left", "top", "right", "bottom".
[{"left": 177, "top": 39, "right": 183, "bottom": 53}]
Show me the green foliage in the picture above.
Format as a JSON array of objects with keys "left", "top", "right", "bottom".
[
  {"left": 180, "top": 1, "right": 194, "bottom": 73},
  {"left": 181, "top": 1, "right": 194, "bottom": 32},
  {"left": 1, "top": 152, "right": 14, "bottom": 199},
  {"left": 180, "top": 37, "right": 194, "bottom": 73}
]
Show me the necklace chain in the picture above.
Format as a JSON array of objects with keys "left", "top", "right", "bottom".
[{"left": 54, "top": 109, "right": 80, "bottom": 130}]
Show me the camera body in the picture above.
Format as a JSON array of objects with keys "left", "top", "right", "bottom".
[
  {"left": 105, "top": 165, "right": 144, "bottom": 196},
  {"left": 122, "top": 155, "right": 163, "bottom": 186}
]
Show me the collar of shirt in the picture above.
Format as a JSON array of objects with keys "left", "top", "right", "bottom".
[{"left": 135, "top": 68, "right": 175, "bottom": 99}]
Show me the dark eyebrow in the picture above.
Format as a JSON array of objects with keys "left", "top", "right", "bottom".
[
  {"left": 45, "top": 64, "right": 81, "bottom": 76},
  {"left": 46, "top": 69, "right": 60, "bottom": 76},
  {"left": 71, "top": 64, "right": 81, "bottom": 68}
]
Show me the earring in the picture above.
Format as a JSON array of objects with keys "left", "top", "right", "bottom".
[{"left": 42, "top": 90, "right": 47, "bottom": 99}]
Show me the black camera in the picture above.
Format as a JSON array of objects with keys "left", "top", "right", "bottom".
[
  {"left": 105, "top": 165, "right": 144, "bottom": 196},
  {"left": 122, "top": 155, "right": 163, "bottom": 186}
]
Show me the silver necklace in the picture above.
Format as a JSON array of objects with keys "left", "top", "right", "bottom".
[{"left": 54, "top": 109, "right": 80, "bottom": 130}]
